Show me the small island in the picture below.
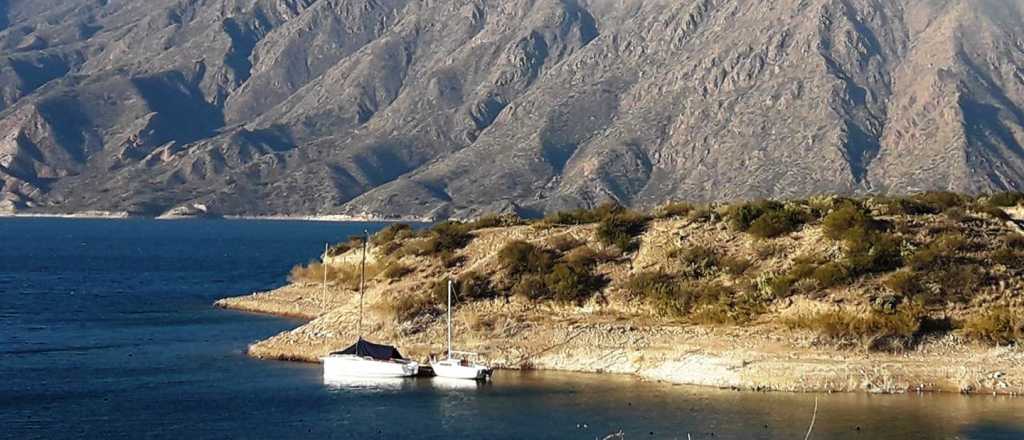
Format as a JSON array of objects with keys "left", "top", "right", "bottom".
[{"left": 217, "top": 192, "right": 1024, "bottom": 395}]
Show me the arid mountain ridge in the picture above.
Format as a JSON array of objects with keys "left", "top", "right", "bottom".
[{"left": 1, "top": 0, "right": 1024, "bottom": 219}]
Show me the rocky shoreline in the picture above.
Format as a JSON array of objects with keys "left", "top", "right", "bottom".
[{"left": 216, "top": 284, "right": 1024, "bottom": 395}]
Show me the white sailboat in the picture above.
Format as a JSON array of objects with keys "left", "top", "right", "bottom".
[
  {"left": 430, "top": 280, "right": 493, "bottom": 381},
  {"left": 322, "top": 231, "right": 419, "bottom": 380}
]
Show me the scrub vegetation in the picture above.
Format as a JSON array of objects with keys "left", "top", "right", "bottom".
[{"left": 308, "top": 192, "right": 1024, "bottom": 350}]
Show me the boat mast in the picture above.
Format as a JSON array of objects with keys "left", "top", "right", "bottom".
[
  {"left": 447, "top": 279, "right": 453, "bottom": 360},
  {"left": 322, "top": 242, "right": 329, "bottom": 306},
  {"left": 358, "top": 230, "right": 368, "bottom": 338}
]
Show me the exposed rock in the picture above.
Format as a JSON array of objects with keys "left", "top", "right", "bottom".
[{"left": 2, "top": 0, "right": 1024, "bottom": 217}]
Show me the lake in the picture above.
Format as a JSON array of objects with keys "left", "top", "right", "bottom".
[{"left": 1, "top": 218, "right": 1022, "bottom": 439}]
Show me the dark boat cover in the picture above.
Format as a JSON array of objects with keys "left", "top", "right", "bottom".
[{"left": 332, "top": 338, "right": 404, "bottom": 360}]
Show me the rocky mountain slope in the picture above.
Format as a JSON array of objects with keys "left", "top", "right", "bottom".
[{"left": 2, "top": 0, "right": 1024, "bottom": 218}]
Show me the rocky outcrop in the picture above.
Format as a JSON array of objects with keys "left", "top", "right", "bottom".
[{"left": 2, "top": 0, "right": 1024, "bottom": 217}]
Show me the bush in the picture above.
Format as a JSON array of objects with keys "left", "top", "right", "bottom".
[
  {"left": 883, "top": 271, "right": 925, "bottom": 298},
  {"left": 561, "top": 245, "right": 605, "bottom": 268},
  {"left": 544, "top": 202, "right": 625, "bottom": 225},
  {"left": 720, "top": 255, "right": 753, "bottom": 276},
  {"left": 383, "top": 293, "right": 440, "bottom": 323},
  {"left": 987, "top": 192, "right": 1024, "bottom": 208},
  {"left": 549, "top": 235, "right": 585, "bottom": 253},
  {"left": 971, "top": 203, "right": 1011, "bottom": 221},
  {"left": 844, "top": 233, "right": 902, "bottom": 275},
  {"left": 747, "top": 209, "right": 807, "bottom": 239},
  {"left": 784, "top": 305, "right": 925, "bottom": 351},
  {"left": 687, "top": 206, "right": 717, "bottom": 223},
  {"left": 913, "top": 192, "right": 966, "bottom": 212},
  {"left": 930, "top": 264, "right": 985, "bottom": 303},
  {"left": 964, "top": 307, "right": 1024, "bottom": 346},
  {"left": 596, "top": 212, "right": 649, "bottom": 251},
  {"left": 727, "top": 200, "right": 784, "bottom": 231},
  {"left": 657, "top": 202, "right": 695, "bottom": 219},
  {"left": 625, "top": 272, "right": 755, "bottom": 321},
  {"left": 907, "top": 233, "right": 967, "bottom": 271},
  {"left": 875, "top": 197, "right": 935, "bottom": 216},
  {"left": 512, "top": 274, "right": 550, "bottom": 301},
  {"left": 430, "top": 272, "right": 498, "bottom": 306},
  {"left": 383, "top": 263, "right": 414, "bottom": 280},
  {"left": 992, "top": 247, "right": 1024, "bottom": 267},
  {"left": 623, "top": 272, "right": 678, "bottom": 299},
  {"left": 371, "top": 223, "right": 413, "bottom": 245},
  {"left": 498, "top": 241, "right": 556, "bottom": 276},
  {"left": 545, "top": 263, "right": 605, "bottom": 305},
  {"left": 674, "top": 245, "right": 721, "bottom": 278},
  {"left": 822, "top": 205, "right": 882, "bottom": 241},
  {"left": 425, "top": 221, "right": 474, "bottom": 254},
  {"left": 812, "top": 263, "right": 849, "bottom": 288}
]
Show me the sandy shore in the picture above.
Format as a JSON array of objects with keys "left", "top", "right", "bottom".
[{"left": 217, "top": 283, "right": 1024, "bottom": 395}]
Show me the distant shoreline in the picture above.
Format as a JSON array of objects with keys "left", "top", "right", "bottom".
[{"left": 0, "top": 211, "right": 430, "bottom": 223}]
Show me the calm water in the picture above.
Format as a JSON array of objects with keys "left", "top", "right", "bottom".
[{"left": 2, "top": 218, "right": 1023, "bottom": 440}]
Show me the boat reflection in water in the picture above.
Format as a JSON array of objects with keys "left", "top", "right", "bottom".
[
  {"left": 323, "top": 376, "right": 413, "bottom": 391},
  {"left": 431, "top": 376, "right": 491, "bottom": 391}
]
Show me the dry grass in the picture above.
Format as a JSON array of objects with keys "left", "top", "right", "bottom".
[
  {"left": 784, "top": 305, "right": 925, "bottom": 351},
  {"left": 963, "top": 307, "right": 1024, "bottom": 346},
  {"left": 288, "top": 261, "right": 383, "bottom": 288}
]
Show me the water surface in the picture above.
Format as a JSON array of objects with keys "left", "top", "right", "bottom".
[{"left": 1, "top": 218, "right": 1022, "bottom": 439}]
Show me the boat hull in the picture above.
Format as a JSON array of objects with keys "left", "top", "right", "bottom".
[
  {"left": 322, "top": 354, "right": 419, "bottom": 379},
  {"left": 430, "top": 361, "right": 492, "bottom": 380}
]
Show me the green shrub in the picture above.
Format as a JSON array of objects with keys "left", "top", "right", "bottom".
[
  {"left": 498, "top": 241, "right": 556, "bottom": 276},
  {"left": 768, "top": 262, "right": 818, "bottom": 297},
  {"left": 987, "top": 192, "right": 1024, "bottom": 208},
  {"left": 971, "top": 203, "right": 1011, "bottom": 221},
  {"left": 372, "top": 223, "right": 413, "bottom": 245},
  {"left": 964, "top": 307, "right": 1024, "bottom": 346},
  {"left": 425, "top": 221, "right": 475, "bottom": 254},
  {"left": 384, "top": 293, "right": 441, "bottom": 323},
  {"left": 657, "top": 202, "right": 695, "bottom": 219},
  {"left": 467, "top": 213, "right": 523, "bottom": 230},
  {"left": 844, "top": 233, "right": 903, "bottom": 275},
  {"left": 687, "top": 206, "right": 717, "bottom": 223},
  {"left": 623, "top": 272, "right": 678, "bottom": 299},
  {"left": 992, "top": 247, "right": 1024, "bottom": 267},
  {"left": 431, "top": 272, "right": 498, "bottom": 305},
  {"left": 544, "top": 202, "right": 625, "bottom": 225},
  {"left": 439, "top": 251, "right": 466, "bottom": 268},
  {"left": 1005, "top": 233, "right": 1024, "bottom": 248},
  {"left": 596, "top": 212, "right": 650, "bottom": 251},
  {"left": 720, "top": 255, "right": 753, "bottom": 276},
  {"left": 930, "top": 264, "right": 986, "bottom": 303},
  {"left": 907, "top": 233, "right": 967, "bottom": 271},
  {"left": 726, "top": 200, "right": 813, "bottom": 236},
  {"left": 512, "top": 274, "right": 550, "bottom": 301},
  {"left": 883, "top": 271, "right": 925, "bottom": 298},
  {"left": 822, "top": 205, "right": 882, "bottom": 241},
  {"left": 812, "top": 263, "right": 849, "bottom": 288},
  {"left": 383, "top": 263, "right": 414, "bottom": 280},
  {"left": 674, "top": 245, "right": 721, "bottom": 278},
  {"left": 991, "top": 236, "right": 1024, "bottom": 267},
  {"left": 545, "top": 263, "right": 605, "bottom": 305},
  {"left": 913, "top": 192, "right": 966, "bottom": 211}
]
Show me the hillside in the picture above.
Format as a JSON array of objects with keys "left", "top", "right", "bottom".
[
  {"left": 2, "top": 0, "right": 1024, "bottom": 218},
  {"left": 217, "top": 193, "right": 1024, "bottom": 394}
]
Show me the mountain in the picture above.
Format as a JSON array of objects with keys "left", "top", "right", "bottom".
[{"left": 1, "top": 0, "right": 1024, "bottom": 219}]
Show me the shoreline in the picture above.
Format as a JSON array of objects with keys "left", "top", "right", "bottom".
[
  {"left": 215, "top": 284, "right": 1024, "bottom": 396},
  {"left": 0, "top": 211, "right": 428, "bottom": 223}
]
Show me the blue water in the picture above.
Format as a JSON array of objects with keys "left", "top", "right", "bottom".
[{"left": 2, "top": 218, "right": 1023, "bottom": 439}]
